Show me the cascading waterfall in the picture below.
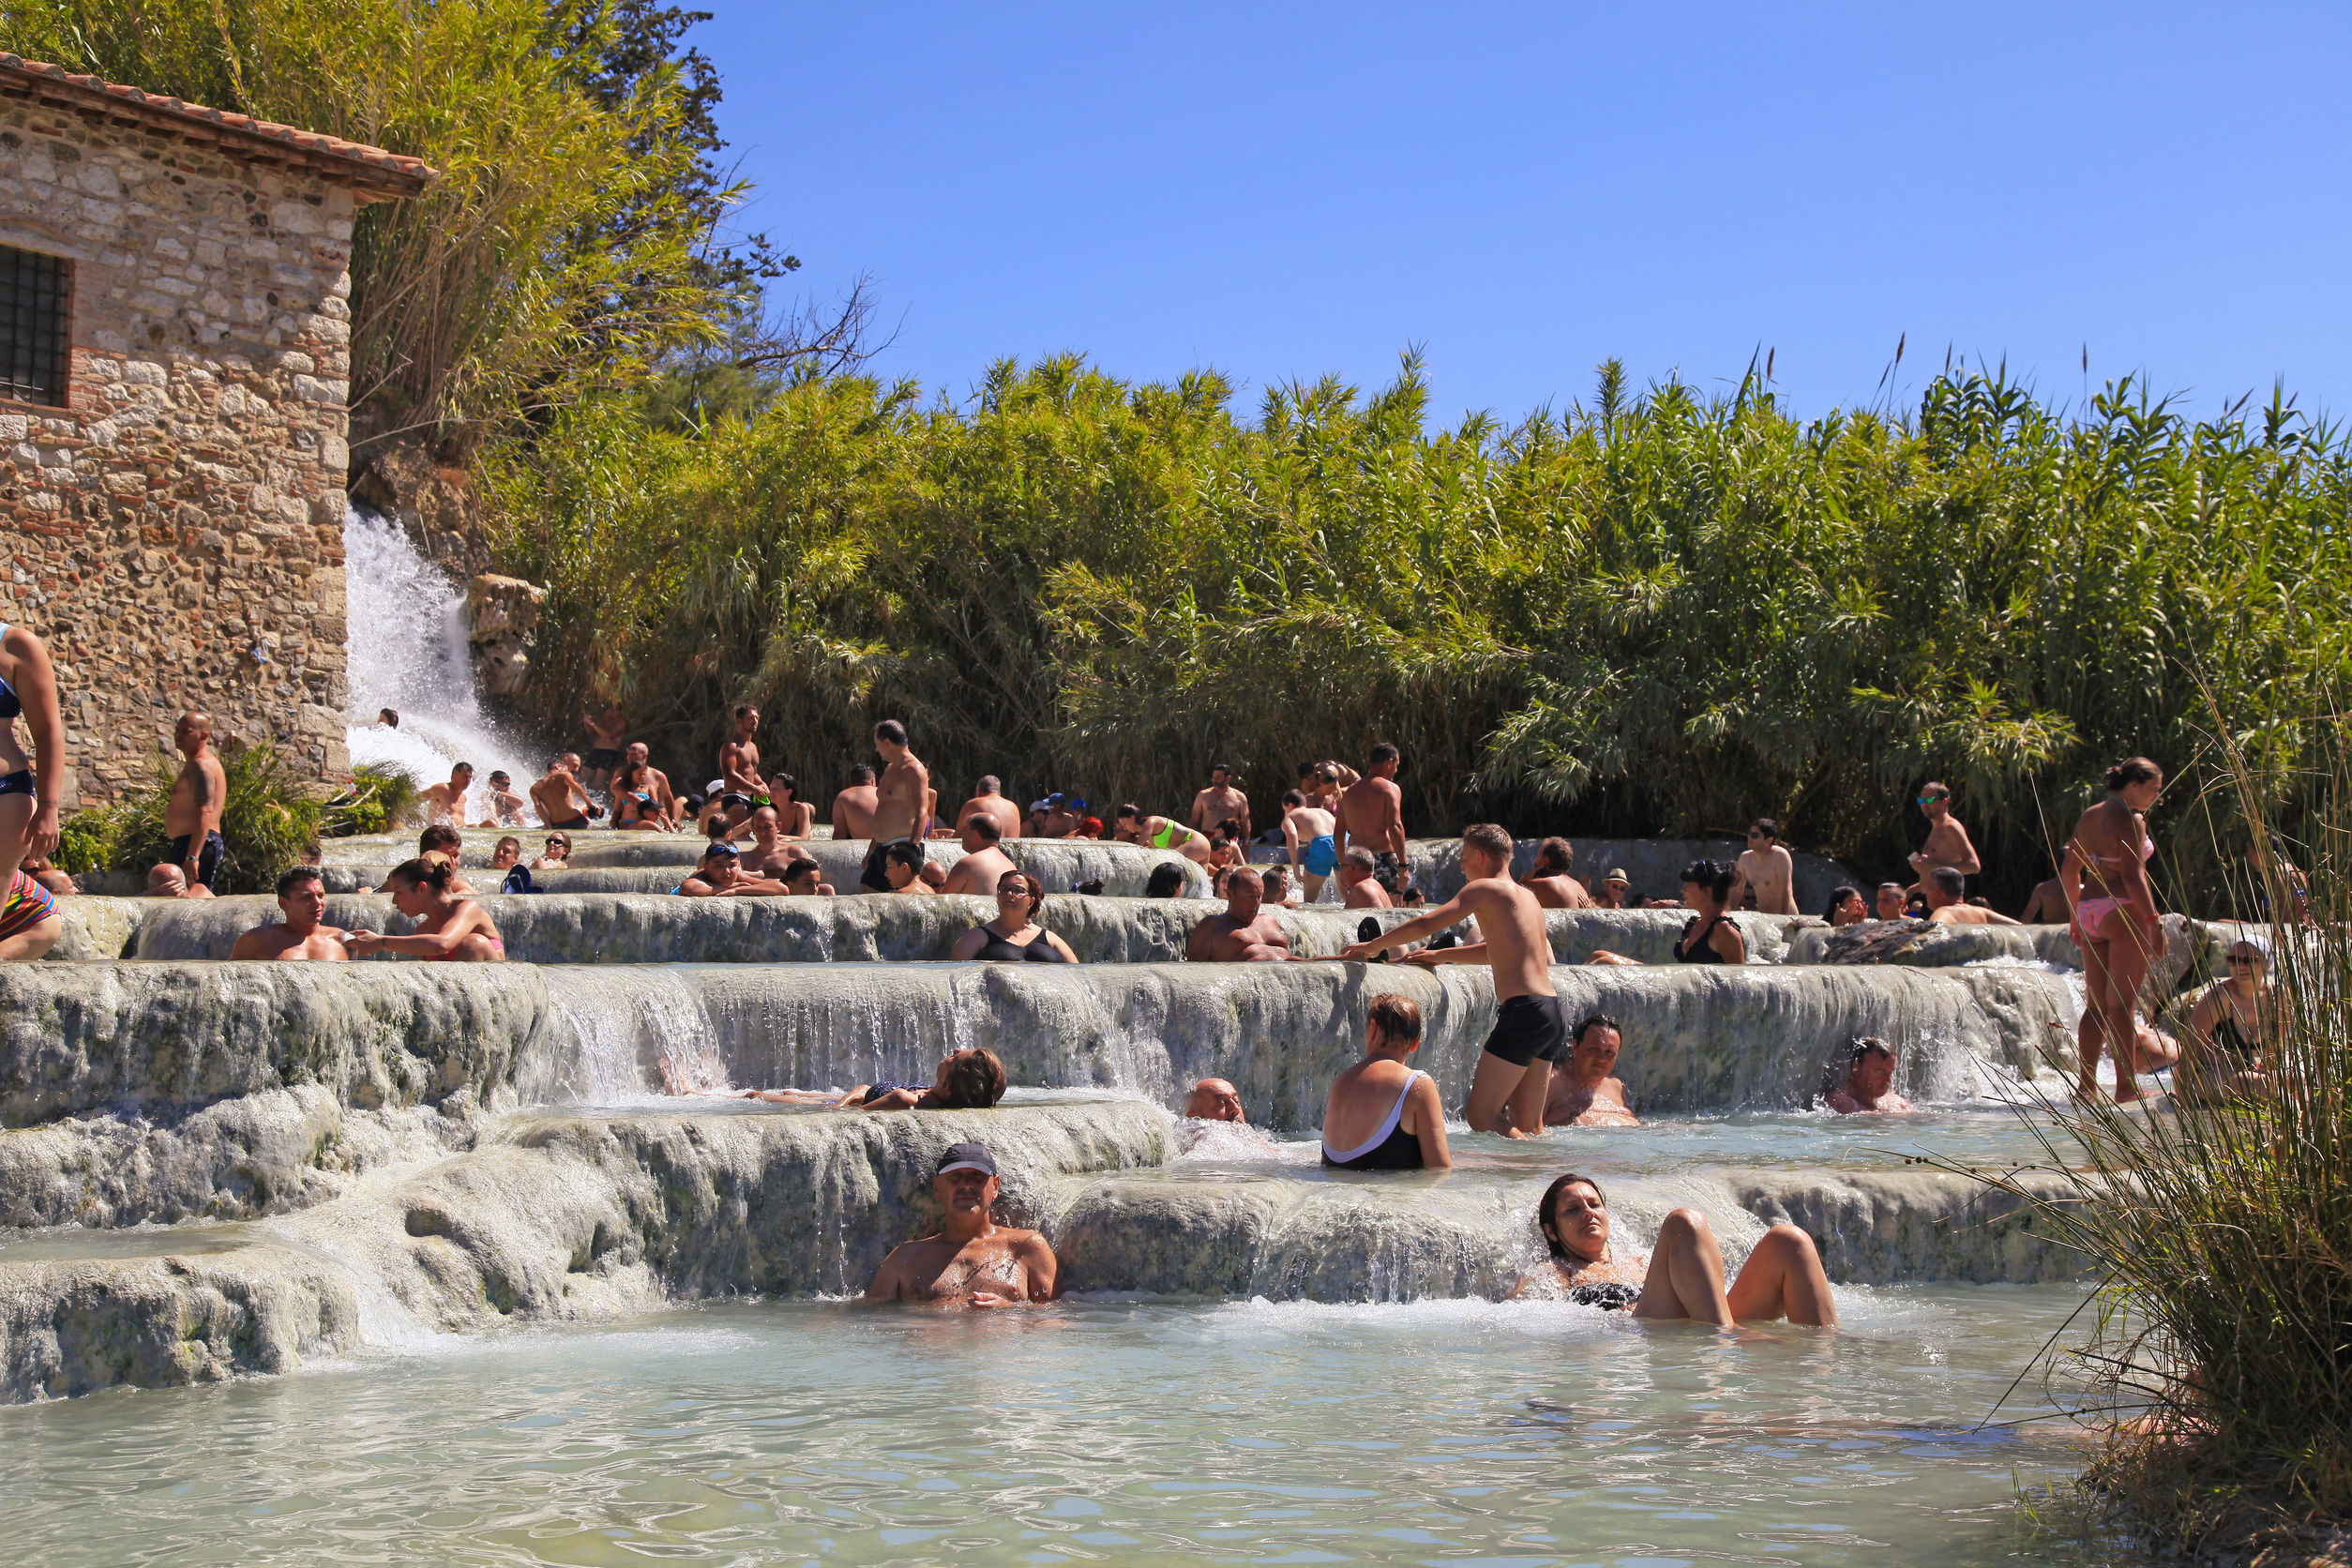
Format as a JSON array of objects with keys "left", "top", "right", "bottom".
[{"left": 341, "top": 504, "right": 542, "bottom": 820}]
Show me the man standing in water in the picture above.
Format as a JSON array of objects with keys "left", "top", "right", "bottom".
[
  {"left": 720, "top": 705, "right": 763, "bottom": 801},
  {"left": 165, "top": 712, "right": 230, "bottom": 893},
  {"left": 1731, "top": 821, "right": 1799, "bottom": 914},
  {"left": 1336, "top": 742, "right": 1410, "bottom": 888},
  {"left": 1335, "top": 822, "right": 1564, "bottom": 1136},
  {"left": 1907, "top": 783, "right": 1981, "bottom": 889},
  {"left": 229, "top": 867, "right": 353, "bottom": 960},
  {"left": 862, "top": 1144, "right": 1059, "bottom": 1305},
  {"left": 1188, "top": 763, "right": 1251, "bottom": 842},
  {"left": 580, "top": 704, "right": 627, "bottom": 794},
  {"left": 1280, "top": 789, "right": 1339, "bottom": 904},
  {"left": 858, "top": 719, "right": 931, "bottom": 892}
]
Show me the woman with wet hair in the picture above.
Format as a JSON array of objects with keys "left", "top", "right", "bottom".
[
  {"left": 1822, "top": 885, "right": 1867, "bottom": 928},
  {"left": 1512, "top": 1173, "right": 1836, "bottom": 1325},
  {"left": 346, "top": 857, "right": 507, "bottom": 961},
  {"left": 2059, "top": 756, "right": 2166, "bottom": 1102},
  {"left": 949, "top": 869, "right": 1078, "bottom": 963}
]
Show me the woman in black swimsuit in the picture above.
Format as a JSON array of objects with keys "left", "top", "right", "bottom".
[
  {"left": 1674, "top": 860, "right": 1746, "bottom": 964},
  {"left": 1510, "top": 1172, "right": 1836, "bottom": 1324},
  {"left": 2179, "top": 936, "right": 2276, "bottom": 1101},
  {"left": 1320, "top": 995, "right": 1451, "bottom": 1170},
  {"left": 949, "top": 870, "right": 1079, "bottom": 963}
]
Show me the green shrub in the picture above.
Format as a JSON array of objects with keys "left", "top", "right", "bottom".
[
  {"left": 51, "top": 806, "right": 122, "bottom": 876},
  {"left": 324, "top": 763, "right": 423, "bottom": 839},
  {"left": 105, "top": 743, "right": 328, "bottom": 895}
]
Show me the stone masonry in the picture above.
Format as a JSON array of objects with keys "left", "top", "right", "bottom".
[{"left": 0, "top": 56, "right": 432, "bottom": 803}]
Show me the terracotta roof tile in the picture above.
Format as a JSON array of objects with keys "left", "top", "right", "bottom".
[{"left": 0, "top": 53, "right": 437, "bottom": 198}]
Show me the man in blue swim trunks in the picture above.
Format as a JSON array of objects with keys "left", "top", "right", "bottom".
[{"left": 1281, "top": 789, "right": 1339, "bottom": 903}]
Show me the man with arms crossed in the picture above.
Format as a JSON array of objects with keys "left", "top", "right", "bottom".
[
  {"left": 1336, "top": 743, "right": 1410, "bottom": 889},
  {"left": 1185, "top": 867, "right": 1296, "bottom": 961},
  {"left": 857, "top": 719, "right": 931, "bottom": 891},
  {"left": 719, "top": 705, "right": 763, "bottom": 800},
  {"left": 863, "top": 1143, "right": 1059, "bottom": 1306},
  {"left": 1543, "top": 1015, "right": 1636, "bottom": 1127},
  {"left": 166, "top": 712, "right": 231, "bottom": 893},
  {"left": 1908, "top": 782, "right": 1981, "bottom": 889},
  {"left": 957, "top": 776, "right": 1023, "bottom": 840},
  {"left": 531, "top": 755, "right": 597, "bottom": 829},
  {"left": 1337, "top": 822, "right": 1564, "bottom": 1136},
  {"left": 938, "top": 815, "right": 1018, "bottom": 897},
  {"left": 230, "top": 867, "right": 352, "bottom": 960},
  {"left": 1730, "top": 820, "right": 1799, "bottom": 915},
  {"left": 1188, "top": 762, "right": 1251, "bottom": 843}
]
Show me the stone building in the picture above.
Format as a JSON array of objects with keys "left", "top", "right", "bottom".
[{"left": 0, "top": 54, "right": 433, "bottom": 804}]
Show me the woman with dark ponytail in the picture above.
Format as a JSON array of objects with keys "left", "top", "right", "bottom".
[
  {"left": 2059, "top": 756, "right": 2165, "bottom": 1101},
  {"left": 345, "top": 856, "right": 507, "bottom": 961}
]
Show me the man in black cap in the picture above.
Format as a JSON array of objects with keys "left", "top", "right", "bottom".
[{"left": 863, "top": 1143, "right": 1060, "bottom": 1305}]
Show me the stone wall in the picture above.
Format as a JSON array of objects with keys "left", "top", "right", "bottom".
[{"left": 0, "top": 85, "right": 412, "bottom": 801}]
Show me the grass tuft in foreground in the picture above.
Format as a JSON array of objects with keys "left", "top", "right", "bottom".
[{"left": 1973, "top": 731, "right": 2352, "bottom": 1557}]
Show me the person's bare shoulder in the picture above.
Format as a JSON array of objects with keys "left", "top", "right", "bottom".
[{"left": 1825, "top": 1088, "right": 1861, "bottom": 1114}]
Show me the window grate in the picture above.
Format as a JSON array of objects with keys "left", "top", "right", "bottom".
[{"left": 0, "top": 245, "right": 70, "bottom": 406}]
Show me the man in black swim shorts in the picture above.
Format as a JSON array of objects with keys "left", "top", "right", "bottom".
[{"left": 1482, "top": 991, "right": 1570, "bottom": 1070}]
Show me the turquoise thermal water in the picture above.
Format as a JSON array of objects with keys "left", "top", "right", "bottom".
[{"left": 0, "top": 1288, "right": 2121, "bottom": 1566}]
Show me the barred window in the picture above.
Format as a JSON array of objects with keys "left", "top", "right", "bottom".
[{"left": 0, "top": 245, "right": 70, "bottom": 407}]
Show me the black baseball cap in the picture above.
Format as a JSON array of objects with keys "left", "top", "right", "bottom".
[{"left": 936, "top": 1142, "right": 997, "bottom": 1179}]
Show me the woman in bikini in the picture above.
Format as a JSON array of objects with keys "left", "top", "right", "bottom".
[
  {"left": 948, "top": 870, "right": 1079, "bottom": 963},
  {"left": 1511, "top": 1173, "right": 1836, "bottom": 1325},
  {"left": 611, "top": 760, "right": 671, "bottom": 832},
  {"left": 346, "top": 857, "right": 507, "bottom": 961},
  {"left": 766, "top": 773, "right": 817, "bottom": 840},
  {"left": 2060, "top": 757, "right": 2165, "bottom": 1102},
  {"left": 0, "top": 622, "right": 66, "bottom": 960},
  {"left": 2179, "top": 935, "right": 2276, "bottom": 1102},
  {"left": 1319, "top": 995, "right": 1451, "bottom": 1170}
]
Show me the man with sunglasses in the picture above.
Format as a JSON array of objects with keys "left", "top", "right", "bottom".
[
  {"left": 1730, "top": 820, "right": 1799, "bottom": 914},
  {"left": 1907, "top": 782, "right": 1982, "bottom": 892}
]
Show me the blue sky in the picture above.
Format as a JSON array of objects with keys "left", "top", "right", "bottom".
[{"left": 701, "top": 3, "right": 2350, "bottom": 427}]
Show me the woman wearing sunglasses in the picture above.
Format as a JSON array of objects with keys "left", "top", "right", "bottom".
[
  {"left": 949, "top": 868, "right": 1079, "bottom": 963},
  {"left": 2179, "top": 935, "right": 2276, "bottom": 1102}
]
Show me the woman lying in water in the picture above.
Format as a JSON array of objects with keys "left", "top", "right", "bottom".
[
  {"left": 345, "top": 857, "right": 507, "bottom": 961},
  {"left": 667, "top": 1047, "right": 1009, "bottom": 1112},
  {"left": 1511, "top": 1172, "right": 1836, "bottom": 1326}
]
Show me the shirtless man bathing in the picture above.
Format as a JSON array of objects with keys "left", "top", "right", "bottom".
[
  {"left": 720, "top": 705, "right": 763, "bottom": 802},
  {"left": 531, "top": 754, "right": 598, "bottom": 830},
  {"left": 1336, "top": 822, "right": 1565, "bottom": 1136},
  {"left": 862, "top": 1143, "right": 1059, "bottom": 1306},
  {"left": 166, "top": 712, "right": 230, "bottom": 893},
  {"left": 1188, "top": 762, "right": 1251, "bottom": 843},
  {"left": 1730, "top": 820, "right": 1798, "bottom": 915},
  {"left": 1336, "top": 742, "right": 1410, "bottom": 894},
  {"left": 858, "top": 720, "right": 931, "bottom": 891},
  {"left": 1185, "top": 867, "right": 1298, "bottom": 961},
  {"left": 230, "top": 867, "right": 353, "bottom": 960}
]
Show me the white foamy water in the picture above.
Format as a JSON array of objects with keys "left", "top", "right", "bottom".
[{"left": 340, "top": 505, "right": 541, "bottom": 820}]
